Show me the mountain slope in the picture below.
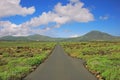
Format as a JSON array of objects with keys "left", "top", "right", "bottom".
[
  {"left": 0, "top": 34, "right": 64, "bottom": 41},
  {"left": 27, "top": 34, "right": 55, "bottom": 41},
  {"left": 64, "top": 31, "right": 120, "bottom": 41},
  {"left": 0, "top": 35, "right": 53, "bottom": 41},
  {"left": 0, "top": 31, "right": 120, "bottom": 41},
  {"left": 0, "top": 36, "right": 28, "bottom": 41},
  {"left": 80, "top": 31, "right": 116, "bottom": 41}
]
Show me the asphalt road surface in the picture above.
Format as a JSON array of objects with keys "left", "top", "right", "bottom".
[{"left": 24, "top": 45, "right": 97, "bottom": 80}]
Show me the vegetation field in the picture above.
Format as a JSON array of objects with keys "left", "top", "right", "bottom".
[
  {"left": 0, "top": 41, "right": 55, "bottom": 80},
  {"left": 62, "top": 41, "right": 120, "bottom": 80}
]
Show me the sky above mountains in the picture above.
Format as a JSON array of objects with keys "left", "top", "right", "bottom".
[{"left": 0, "top": 0, "right": 120, "bottom": 38}]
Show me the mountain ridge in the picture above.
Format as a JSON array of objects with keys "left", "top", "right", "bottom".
[
  {"left": 64, "top": 31, "right": 120, "bottom": 41},
  {"left": 0, "top": 31, "right": 120, "bottom": 41}
]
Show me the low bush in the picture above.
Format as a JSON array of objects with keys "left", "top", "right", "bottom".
[
  {"left": 62, "top": 42, "right": 120, "bottom": 80},
  {"left": 0, "top": 42, "right": 55, "bottom": 80}
]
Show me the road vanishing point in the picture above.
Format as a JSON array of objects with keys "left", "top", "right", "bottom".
[{"left": 24, "top": 45, "right": 97, "bottom": 80}]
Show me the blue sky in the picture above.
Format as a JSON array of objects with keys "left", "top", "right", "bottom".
[{"left": 0, "top": 0, "right": 120, "bottom": 37}]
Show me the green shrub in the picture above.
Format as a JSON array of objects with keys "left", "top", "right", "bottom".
[
  {"left": 62, "top": 42, "right": 120, "bottom": 80},
  {"left": 0, "top": 41, "right": 55, "bottom": 80}
]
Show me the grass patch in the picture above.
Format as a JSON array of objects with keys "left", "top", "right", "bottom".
[
  {"left": 62, "top": 42, "right": 120, "bottom": 80},
  {"left": 0, "top": 41, "right": 56, "bottom": 80}
]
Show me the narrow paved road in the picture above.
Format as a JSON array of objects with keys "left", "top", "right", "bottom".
[{"left": 24, "top": 45, "right": 97, "bottom": 80}]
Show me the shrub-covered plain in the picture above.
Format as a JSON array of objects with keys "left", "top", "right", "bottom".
[
  {"left": 62, "top": 42, "right": 120, "bottom": 80},
  {"left": 0, "top": 41, "right": 55, "bottom": 80}
]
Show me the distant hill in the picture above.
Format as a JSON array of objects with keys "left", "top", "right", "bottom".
[
  {"left": 0, "top": 35, "right": 56, "bottom": 41},
  {"left": 0, "top": 36, "right": 28, "bottom": 41},
  {"left": 27, "top": 34, "right": 56, "bottom": 41},
  {"left": 79, "top": 31, "right": 118, "bottom": 41},
  {"left": 0, "top": 31, "right": 120, "bottom": 41},
  {"left": 63, "top": 31, "right": 120, "bottom": 41}
]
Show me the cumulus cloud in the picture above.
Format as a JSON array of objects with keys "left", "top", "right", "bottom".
[
  {"left": 0, "top": 0, "right": 94, "bottom": 37},
  {"left": 0, "top": 0, "right": 35, "bottom": 18},
  {"left": 21, "top": 0, "right": 94, "bottom": 29},
  {"left": 99, "top": 15, "right": 109, "bottom": 20},
  {"left": 54, "top": 2, "right": 94, "bottom": 22},
  {"left": 0, "top": 21, "right": 30, "bottom": 36}
]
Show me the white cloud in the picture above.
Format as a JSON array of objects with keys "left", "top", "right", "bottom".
[
  {"left": 0, "top": 0, "right": 35, "bottom": 18},
  {"left": 99, "top": 15, "right": 109, "bottom": 20},
  {"left": 22, "top": 12, "right": 58, "bottom": 27},
  {"left": 0, "top": 21, "right": 30, "bottom": 36},
  {"left": 0, "top": 0, "right": 94, "bottom": 37},
  {"left": 54, "top": 2, "right": 94, "bottom": 22},
  {"left": 70, "top": 34, "right": 79, "bottom": 38},
  {"left": 0, "top": 20, "right": 54, "bottom": 37},
  {"left": 21, "top": 0, "right": 94, "bottom": 29}
]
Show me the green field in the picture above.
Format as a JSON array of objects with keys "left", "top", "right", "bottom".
[
  {"left": 0, "top": 41, "right": 55, "bottom": 80},
  {"left": 0, "top": 41, "right": 120, "bottom": 80},
  {"left": 62, "top": 42, "right": 120, "bottom": 80}
]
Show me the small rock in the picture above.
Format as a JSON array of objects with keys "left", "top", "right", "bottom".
[{"left": 96, "top": 75, "right": 100, "bottom": 78}]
